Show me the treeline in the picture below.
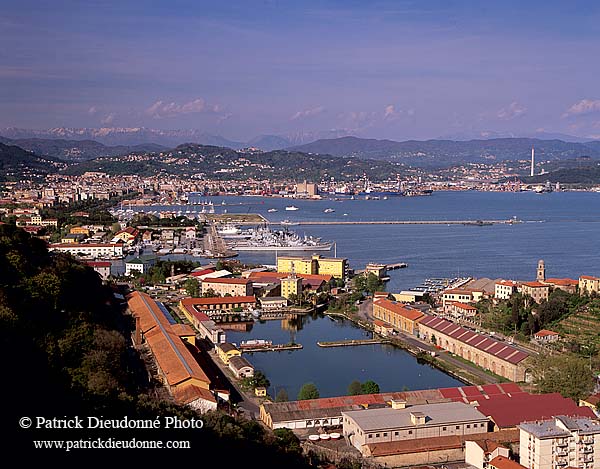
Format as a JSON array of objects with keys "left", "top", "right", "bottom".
[{"left": 0, "top": 225, "right": 312, "bottom": 466}]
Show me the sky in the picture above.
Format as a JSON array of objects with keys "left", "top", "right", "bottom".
[{"left": 2, "top": 0, "right": 600, "bottom": 141}]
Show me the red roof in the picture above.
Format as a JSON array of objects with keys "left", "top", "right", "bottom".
[
  {"left": 521, "top": 281, "right": 548, "bottom": 288},
  {"left": 534, "top": 329, "right": 559, "bottom": 337},
  {"left": 496, "top": 280, "right": 519, "bottom": 287},
  {"left": 490, "top": 456, "right": 527, "bottom": 469},
  {"left": 201, "top": 277, "right": 250, "bottom": 285},
  {"left": 451, "top": 302, "right": 478, "bottom": 310},
  {"left": 190, "top": 268, "right": 215, "bottom": 277},
  {"left": 419, "top": 315, "right": 529, "bottom": 364},
  {"left": 477, "top": 392, "right": 596, "bottom": 428},
  {"left": 545, "top": 278, "right": 578, "bottom": 286},
  {"left": 86, "top": 261, "right": 111, "bottom": 268},
  {"left": 373, "top": 298, "right": 425, "bottom": 321},
  {"left": 580, "top": 275, "right": 600, "bottom": 280}
]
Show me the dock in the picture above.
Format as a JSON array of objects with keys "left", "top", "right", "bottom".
[
  {"left": 386, "top": 263, "right": 407, "bottom": 270},
  {"left": 240, "top": 343, "right": 303, "bottom": 353},
  {"left": 317, "top": 339, "right": 390, "bottom": 347}
]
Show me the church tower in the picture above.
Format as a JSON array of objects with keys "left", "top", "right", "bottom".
[{"left": 536, "top": 259, "right": 545, "bottom": 282}]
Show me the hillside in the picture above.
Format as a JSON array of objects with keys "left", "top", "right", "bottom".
[
  {"left": 525, "top": 163, "right": 600, "bottom": 184},
  {"left": 289, "top": 136, "right": 600, "bottom": 167},
  {"left": 62, "top": 143, "right": 406, "bottom": 181},
  {"left": 0, "top": 136, "right": 165, "bottom": 161},
  {"left": 0, "top": 142, "right": 61, "bottom": 181}
]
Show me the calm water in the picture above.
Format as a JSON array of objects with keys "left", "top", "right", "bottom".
[
  {"left": 128, "top": 191, "right": 600, "bottom": 396},
  {"left": 225, "top": 315, "right": 463, "bottom": 399}
]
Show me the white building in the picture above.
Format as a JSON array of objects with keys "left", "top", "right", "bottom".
[
  {"left": 465, "top": 439, "right": 510, "bottom": 469},
  {"left": 495, "top": 280, "right": 520, "bottom": 300},
  {"left": 49, "top": 243, "right": 124, "bottom": 259},
  {"left": 519, "top": 416, "right": 600, "bottom": 469}
]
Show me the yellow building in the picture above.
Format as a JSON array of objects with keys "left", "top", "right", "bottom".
[
  {"left": 277, "top": 254, "right": 347, "bottom": 279},
  {"left": 70, "top": 226, "right": 90, "bottom": 236},
  {"left": 216, "top": 343, "right": 241, "bottom": 365},
  {"left": 255, "top": 387, "right": 267, "bottom": 397},
  {"left": 281, "top": 275, "right": 303, "bottom": 299},
  {"left": 580, "top": 275, "right": 600, "bottom": 296},
  {"left": 372, "top": 298, "right": 424, "bottom": 335}
]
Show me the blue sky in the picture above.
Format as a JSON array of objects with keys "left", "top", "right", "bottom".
[{"left": 2, "top": 0, "right": 600, "bottom": 140}]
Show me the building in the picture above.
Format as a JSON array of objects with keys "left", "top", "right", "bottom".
[
  {"left": 442, "top": 289, "right": 484, "bottom": 307},
  {"left": 228, "top": 356, "right": 254, "bottom": 379},
  {"left": 580, "top": 394, "right": 600, "bottom": 417},
  {"left": 61, "top": 233, "right": 86, "bottom": 244},
  {"left": 366, "top": 263, "right": 388, "bottom": 279},
  {"left": 495, "top": 281, "right": 520, "bottom": 300},
  {"left": 519, "top": 416, "right": 600, "bottom": 469},
  {"left": 519, "top": 282, "right": 550, "bottom": 303},
  {"left": 296, "top": 180, "right": 319, "bottom": 197},
  {"left": 342, "top": 401, "right": 490, "bottom": 454},
  {"left": 533, "top": 329, "right": 560, "bottom": 343},
  {"left": 125, "top": 257, "right": 155, "bottom": 276},
  {"left": 255, "top": 387, "right": 267, "bottom": 397},
  {"left": 417, "top": 315, "right": 531, "bottom": 382},
  {"left": 86, "top": 261, "right": 111, "bottom": 280},
  {"left": 543, "top": 278, "right": 578, "bottom": 294},
  {"left": 112, "top": 226, "right": 139, "bottom": 244},
  {"left": 580, "top": 276, "right": 600, "bottom": 296},
  {"left": 127, "top": 291, "right": 217, "bottom": 412},
  {"left": 258, "top": 296, "right": 288, "bottom": 310},
  {"left": 70, "top": 226, "right": 90, "bottom": 236},
  {"left": 372, "top": 298, "right": 424, "bottom": 335},
  {"left": 201, "top": 277, "right": 253, "bottom": 297},
  {"left": 277, "top": 254, "right": 348, "bottom": 279},
  {"left": 216, "top": 343, "right": 241, "bottom": 365},
  {"left": 445, "top": 301, "right": 479, "bottom": 320},
  {"left": 48, "top": 243, "right": 124, "bottom": 258},
  {"left": 178, "top": 296, "right": 257, "bottom": 316},
  {"left": 465, "top": 440, "right": 510, "bottom": 469},
  {"left": 281, "top": 274, "right": 303, "bottom": 300}
]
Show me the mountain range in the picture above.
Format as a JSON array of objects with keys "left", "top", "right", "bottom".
[
  {"left": 289, "top": 136, "right": 600, "bottom": 167},
  {"left": 0, "top": 142, "right": 62, "bottom": 181}
]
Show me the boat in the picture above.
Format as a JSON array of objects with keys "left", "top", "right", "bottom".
[
  {"left": 323, "top": 208, "right": 335, "bottom": 213},
  {"left": 228, "top": 226, "right": 333, "bottom": 251},
  {"left": 285, "top": 205, "right": 299, "bottom": 211},
  {"left": 240, "top": 339, "right": 273, "bottom": 349},
  {"left": 191, "top": 248, "right": 205, "bottom": 257},
  {"left": 280, "top": 219, "right": 299, "bottom": 226},
  {"left": 172, "top": 248, "right": 187, "bottom": 254},
  {"left": 267, "top": 208, "right": 278, "bottom": 213},
  {"left": 157, "top": 248, "right": 173, "bottom": 255},
  {"left": 217, "top": 224, "right": 251, "bottom": 239}
]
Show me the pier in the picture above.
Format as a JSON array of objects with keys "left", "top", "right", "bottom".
[
  {"left": 268, "top": 219, "right": 518, "bottom": 226},
  {"left": 317, "top": 338, "right": 390, "bottom": 347},
  {"left": 240, "top": 343, "right": 303, "bottom": 353},
  {"left": 386, "top": 262, "right": 408, "bottom": 270}
]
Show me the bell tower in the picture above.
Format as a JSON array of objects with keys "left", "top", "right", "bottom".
[{"left": 536, "top": 259, "right": 545, "bottom": 282}]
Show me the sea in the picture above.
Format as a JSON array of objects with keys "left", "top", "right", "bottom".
[{"left": 125, "top": 191, "right": 600, "bottom": 397}]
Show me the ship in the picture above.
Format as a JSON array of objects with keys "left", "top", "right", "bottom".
[
  {"left": 216, "top": 224, "right": 251, "bottom": 239},
  {"left": 285, "top": 205, "right": 299, "bottom": 211},
  {"left": 323, "top": 208, "right": 335, "bottom": 213},
  {"left": 280, "top": 219, "right": 299, "bottom": 226},
  {"left": 240, "top": 339, "right": 272, "bottom": 349},
  {"left": 267, "top": 208, "right": 278, "bottom": 212},
  {"left": 228, "top": 226, "right": 332, "bottom": 251}
]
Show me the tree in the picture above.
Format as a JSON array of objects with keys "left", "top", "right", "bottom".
[
  {"left": 202, "top": 288, "right": 218, "bottom": 298},
  {"left": 361, "top": 380, "right": 380, "bottom": 395},
  {"left": 184, "top": 278, "right": 200, "bottom": 297},
  {"left": 352, "top": 274, "right": 366, "bottom": 293},
  {"left": 431, "top": 334, "right": 437, "bottom": 345},
  {"left": 275, "top": 388, "right": 289, "bottom": 402},
  {"left": 365, "top": 273, "right": 384, "bottom": 294},
  {"left": 297, "top": 382, "right": 319, "bottom": 400},
  {"left": 274, "top": 428, "right": 301, "bottom": 454},
  {"left": 532, "top": 354, "right": 595, "bottom": 401},
  {"left": 348, "top": 380, "right": 363, "bottom": 396}
]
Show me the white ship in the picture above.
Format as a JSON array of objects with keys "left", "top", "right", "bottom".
[
  {"left": 228, "top": 226, "right": 332, "bottom": 251},
  {"left": 285, "top": 205, "right": 299, "bottom": 211},
  {"left": 280, "top": 219, "right": 299, "bottom": 226},
  {"left": 216, "top": 224, "right": 251, "bottom": 239},
  {"left": 323, "top": 208, "right": 335, "bottom": 213},
  {"left": 267, "top": 208, "right": 278, "bottom": 212}
]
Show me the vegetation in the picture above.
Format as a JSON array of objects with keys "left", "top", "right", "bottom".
[
  {"left": 0, "top": 224, "right": 312, "bottom": 466},
  {"left": 129, "top": 212, "right": 198, "bottom": 227},
  {"left": 348, "top": 380, "right": 380, "bottom": 395},
  {"left": 275, "top": 388, "right": 289, "bottom": 402},
  {"left": 297, "top": 382, "right": 320, "bottom": 400},
  {"left": 240, "top": 370, "right": 271, "bottom": 391},
  {"left": 137, "top": 260, "right": 200, "bottom": 284},
  {"left": 0, "top": 142, "right": 61, "bottom": 181},
  {"left": 184, "top": 277, "right": 200, "bottom": 297},
  {"left": 531, "top": 354, "right": 595, "bottom": 401}
]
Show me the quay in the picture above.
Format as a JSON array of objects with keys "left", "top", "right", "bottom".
[
  {"left": 317, "top": 338, "right": 390, "bottom": 347},
  {"left": 386, "top": 262, "right": 407, "bottom": 270},
  {"left": 240, "top": 343, "right": 303, "bottom": 353},
  {"left": 268, "top": 219, "right": 516, "bottom": 226}
]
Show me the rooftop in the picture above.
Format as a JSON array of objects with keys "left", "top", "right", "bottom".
[
  {"left": 342, "top": 401, "right": 487, "bottom": 432},
  {"left": 373, "top": 298, "right": 425, "bottom": 321},
  {"left": 519, "top": 416, "right": 600, "bottom": 438},
  {"left": 489, "top": 455, "right": 527, "bottom": 469}
]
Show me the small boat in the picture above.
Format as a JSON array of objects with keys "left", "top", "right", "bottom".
[
  {"left": 267, "top": 208, "right": 278, "bottom": 213},
  {"left": 323, "top": 208, "right": 335, "bottom": 213},
  {"left": 280, "top": 219, "right": 299, "bottom": 226},
  {"left": 343, "top": 213, "right": 348, "bottom": 216},
  {"left": 285, "top": 205, "right": 299, "bottom": 211}
]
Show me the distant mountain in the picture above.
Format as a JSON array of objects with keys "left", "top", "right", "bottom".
[
  {"left": 0, "top": 127, "right": 245, "bottom": 149},
  {"left": 439, "top": 130, "right": 593, "bottom": 143},
  {"left": 247, "top": 135, "right": 292, "bottom": 151},
  {"left": 289, "top": 136, "right": 600, "bottom": 168},
  {"left": 0, "top": 143, "right": 60, "bottom": 181},
  {"left": 63, "top": 143, "right": 404, "bottom": 181},
  {"left": 0, "top": 137, "right": 166, "bottom": 161}
]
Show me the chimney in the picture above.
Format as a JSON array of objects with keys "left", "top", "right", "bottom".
[{"left": 391, "top": 399, "right": 407, "bottom": 410}]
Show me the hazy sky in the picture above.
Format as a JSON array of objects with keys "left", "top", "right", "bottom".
[{"left": 2, "top": 0, "right": 600, "bottom": 140}]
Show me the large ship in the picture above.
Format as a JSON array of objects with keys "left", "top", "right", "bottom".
[
  {"left": 216, "top": 224, "right": 251, "bottom": 239},
  {"left": 228, "top": 226, "right": 332, "bottom": 251}
]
